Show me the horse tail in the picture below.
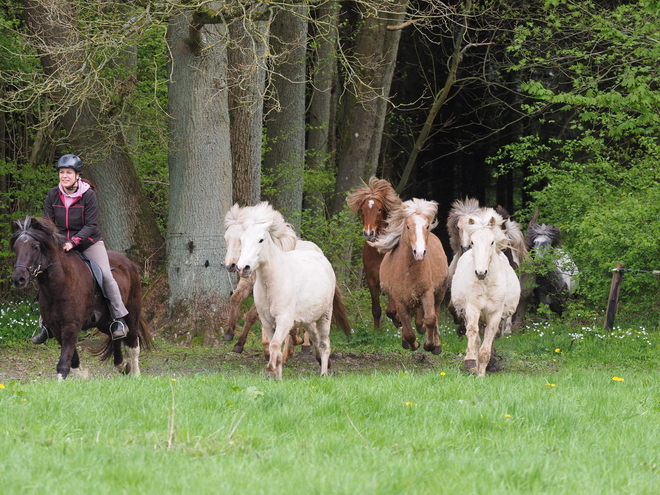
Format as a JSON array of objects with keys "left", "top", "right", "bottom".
[
  {"left": 332, "top": 286, "right": 352, "bottom": 339},
  {"left": 89, "top": 315, "right": 154, "bottom": 361},
  {"left": 89, "top": 336, "right": 114, "bottom": 362},
  {"left": 138, "top": 315, "right": 154, "bottom": 351}
]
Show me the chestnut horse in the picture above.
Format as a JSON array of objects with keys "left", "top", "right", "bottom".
[
  {"left": 369, "top": 198, "right": 449, "bottom": 354},
  {"left": 10, "top": 216, "right": 151, "bottom": 379},
  {"left": 346, "top": 177, "right": 402, "bottom": 329}
]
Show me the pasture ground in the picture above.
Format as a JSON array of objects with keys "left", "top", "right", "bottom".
[{"left": 2, "top": 312, "right": 660, "bottom": 494}]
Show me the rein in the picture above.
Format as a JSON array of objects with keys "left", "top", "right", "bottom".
[{"left": 13, "top": 261, "right": 55, "bottom": 281}]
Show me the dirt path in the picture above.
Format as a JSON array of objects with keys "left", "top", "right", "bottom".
[{"left": 0, "top": 336, "right": 456, "bottom": 382}]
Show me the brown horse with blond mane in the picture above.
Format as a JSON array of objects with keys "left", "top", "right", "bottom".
[{"left": 369, "top": 198, "right": 449, "bottom": 354}]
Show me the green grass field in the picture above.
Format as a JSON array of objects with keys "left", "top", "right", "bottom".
[{"left": 1, "top": 301, "right": 659, "bottom": 494}]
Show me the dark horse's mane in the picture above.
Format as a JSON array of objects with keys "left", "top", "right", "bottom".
[
  {"left": 525, "top": 209, "right": 562, "bottom": 248},
  {"left": 10, "top": 216, "right": 66, "bottom": 257}
]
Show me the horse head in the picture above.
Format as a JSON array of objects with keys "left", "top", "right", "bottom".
[
  {"left": 466, "top": 213, "right": 506, "bottom": 280},
  {"left": 236, "top": 220, "right": 273, "bottom": 278},
  {"left": 359, "top": 198, "right": 385, "bottom": 242},
  {"left": 447, "top": 197, "right": 481, "bottom": 255},
  {"left": 346, "top": 177, "right": 401, "bottom": 242},
  {"left": 402, "top": 199, "right": 439, "bottom": 262},
  {"left": 10, "top": 216, "right": 60, "bottom": 288}
]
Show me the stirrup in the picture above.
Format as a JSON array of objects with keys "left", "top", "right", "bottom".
[
  {"left": 31, "top": 325, "right": 52, "bottom": 345},
  {"left": 110, "top": 318, "right": 128, "bottom": 340}
]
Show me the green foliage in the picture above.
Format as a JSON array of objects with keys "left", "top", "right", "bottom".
[
  {"left": 491, "top": 0, "right": 660, "bottom": 317},
  {"left": 0, "top": 301, "right": 39, "bottom": 344}
]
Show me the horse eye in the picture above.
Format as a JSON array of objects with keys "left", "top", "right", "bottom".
[
  {"left": 259, "top": 238, "right": 264, "bottom": 243},
  {"left": 426, "top": 225, "right": 429, "bottom": 230}
]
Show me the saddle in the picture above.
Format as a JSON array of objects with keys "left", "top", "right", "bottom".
[{"left": 74, "top": 251, "right": 111, "bottom": 325}]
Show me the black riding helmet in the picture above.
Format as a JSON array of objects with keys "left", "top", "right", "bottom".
[{"left": 57, "top": 154, "right": 83, "bottom": 173}]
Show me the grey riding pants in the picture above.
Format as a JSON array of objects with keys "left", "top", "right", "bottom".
[{"left": 82, "top": 241, "right": 129, "bottom": 320}]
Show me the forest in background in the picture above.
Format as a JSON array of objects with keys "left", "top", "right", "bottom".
[{"left": 1, "top": 0, "right": 660, "bottom": 328}]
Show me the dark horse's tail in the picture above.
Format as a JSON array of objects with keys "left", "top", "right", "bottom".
[
  {"left": 332, "top": 285, "right": 352, "bottom": 339},
  {"left": 91, "top": 315, "right": 154, "bottom": 362}
]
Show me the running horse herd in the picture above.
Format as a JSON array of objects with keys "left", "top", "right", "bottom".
[{"left": 9, "top": 178, "right": 577, "bottom": 380}]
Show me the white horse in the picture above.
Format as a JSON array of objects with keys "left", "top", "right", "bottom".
[
  {"left": 223, "top": 202, "right": 319, "bottom": 356},
  {"left": 451, "top": 211, "right": 521, "bottom": 377},
  {"left": 236, "top": 211, "right": 344, "bottom": 380},
  {"left": 447, "top": 198, "right": 530, "bottom": 334}
]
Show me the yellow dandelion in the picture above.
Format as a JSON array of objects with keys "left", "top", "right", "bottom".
[
  {"left": 552, "top": 359, "right": 557, "bottom": 362},
  {"left": 0, "top": 383, "right": 5, "bottom": 389},
  {"left": 612, "top": 376, "right": 624, "bottom": 382},
  {"left": 554, "top": 348, "right": 561, "bottom": 353},
  {"left": 171, "top": 378, "right": 177, "bottom": 382},
  {"left": 440, "top": 372, "right": 446, "bottom": 376},
  {"left": 405, "top": 401, "right": 417, "bottom": 406},
  {"left": 505, "top": 414, "right": 511, "bottom": 418},
  {"left": 311, "top": 386, "right": 317, "bottom": 389},
  {"left": 546, "top": 383, "right": 556, "bottom": 387}
]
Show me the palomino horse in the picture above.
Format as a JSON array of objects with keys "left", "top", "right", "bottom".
[
  {"left": 235, "top": 204, "right": 351, "bottom": 380},
  {"left": 346, "top": 177, "right": 402, "bottom": 329},
  {"left": 451, "top": 211, "right": 521, "bottom": 377},
  {"left": 525, "top": 209, "right": 578, "bottom": 317},
  {"left": 10, "top": 216, "right": 152, "bottom": 379},
  {"left": 369, "top": 198, "right": 449, "bottom": 354}
]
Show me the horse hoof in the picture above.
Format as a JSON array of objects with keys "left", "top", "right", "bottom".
[
  {"left": 401, "top": 341, "right": 410, "bottom": 350},
  {"left": 301, "top": 345, "right": 312, "bottom": 360},
  {"left": 405, "top": 340, "right": 420, "bottom": 351},
  {"left": 232, "top": 343, "right": 244, "bottom": 354},
  {"left": 223, "top": 332, "right": 235, "bottom": 342},
  {"left": 463, "top": 359, "right": 477, "bottom": 371}
]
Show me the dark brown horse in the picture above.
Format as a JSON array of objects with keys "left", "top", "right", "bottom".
[
  {"left": 10, "top": 216, "right": 152, "bottom": 379},
  {"left": 346, "top": 177, "right": 402, "bottom": 329}
]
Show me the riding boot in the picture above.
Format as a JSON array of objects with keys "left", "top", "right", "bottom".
[
  {"left": 31, "top": 325, "right": 52, "bottom": 344},
  {"left": 110, "top": 318, "right": 128, "bottom": 340}
]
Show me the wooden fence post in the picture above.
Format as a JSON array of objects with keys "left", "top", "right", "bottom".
[{"left": 604, "top": 263, "right": 624, "bottom": 331}]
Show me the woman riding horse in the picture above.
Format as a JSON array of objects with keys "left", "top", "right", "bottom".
[{"left": 31, "top": 154, "right": 129, "bottom": 343}]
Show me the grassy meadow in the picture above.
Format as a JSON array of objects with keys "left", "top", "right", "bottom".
[{"left": 1, "top": 301, "right": 660, "bottom": 494}]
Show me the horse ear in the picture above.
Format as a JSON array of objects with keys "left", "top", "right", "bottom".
[
  {"left": 529, "top": 207, "right": 539, "bottom": 227},
  {"left": 468, "top": 218, "right": 475, "bottom": 225},
  {"left": 489, "top": 216, "right": 497, "bottom": 227}
]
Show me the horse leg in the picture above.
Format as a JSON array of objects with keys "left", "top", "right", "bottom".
[
  {"left": 125, "top": 342, "right": 141, "bottom": 376},
  {"left": 477, "top": 313, "right": 503, "bottom": 377},
  {"left": 266, "top": 320, "right": 290, "bottom": 381},
  {"left": 414, "top": 307, "right": 425, "bottom": 334},
  {"left": 68, "top": 348, "right": 89, "bottom": 380},
  {"left": 306, "top": 319, "right": 331, "bottom": 375},
  {"left": 56, "top": 329, "right": 78, "bottom": 380},
  {"left": 366, "top": 275, "right": 382, "bottom": 329},
  {"left": 233, "top": 304, "right": 259, "bottom": 354},
  {"left": 421, "top": 296, "right": 441, "bottom": 355},
  {"left": 113, "top": 339, "right": 129, "bottom": 374},
  {"left": 463, "top": 312, "right": 481, "bottom": 372},
  {"left": 225, "top": 277, "right": 254, "bottom": 341},
  {"left": 301, "top": 331, "right": 312, "bottom": 359},
  {"left": 385, "top": 296, "right": 401, "bottom": 328},
  {"left": 397, "top": 306, "right": 419, "bottom": 351}
]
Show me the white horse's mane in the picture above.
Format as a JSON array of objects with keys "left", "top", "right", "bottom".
[
  {"left": 464, "top": 209, "right": 510, "bottom": 252},
  {"left": 370, "top": 198, "right": 438, "bottom": 253},
  {"left": 240, "top": 202, "right": 298, "bottom": 251},
  {"left": 447, "top": 197, "right": 481, "bottom": 254}
]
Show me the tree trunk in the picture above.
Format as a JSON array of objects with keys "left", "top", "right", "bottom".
[
  {"left": 330, "top": 1, "right": 407, "bottom": 214},
  {"left": 23, "top": 0, "right": 163, "bottom": 268},
  {"left": 227, "top": 13, "right": 268, "bottom": 206},
  {"left": 166, "top": 9, "right": 233, "bottom": 339},
  {"left": 263, "top": 6, "right": 309, "bottom": 228},
  {"left": 305, "top": 0, "right": 339, "bottom": 212}
]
